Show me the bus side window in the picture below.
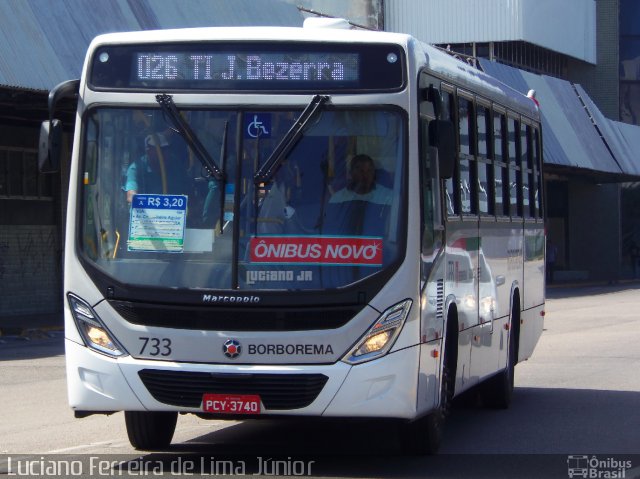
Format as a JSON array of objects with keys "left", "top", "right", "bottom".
[
  {"left": 520, "top": 122, "right": 530, "bottom": 218},
  {"left": 420, "top": 120, "right": 434, "bottom": 253},
  {"left": 533, "top": 128, "right": 543, "bottom": 218},
  {"left": 477, "top": 104, "right": 492, "bottom": 215},
  {"left": 441, "top": 90, "right": 459, "bottom": 217},
  {"left": 507, "top": 116, "right": 520, "bottom": 218},
  {"left": 493, "top": 111, "right": 507, "bottom": 216},
  {"left": 458, "top": 96, "right": 473, "bottom": 215}
]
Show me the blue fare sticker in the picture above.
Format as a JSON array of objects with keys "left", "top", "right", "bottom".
[
  {"left": 132, "top": 194, "right": 187, "bottom": 210},
  {"left": 128, "top": 194, "right": 188, "bottom": 253}
]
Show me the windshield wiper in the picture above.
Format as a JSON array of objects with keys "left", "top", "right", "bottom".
[
  {"left": 155, "top": 94, "right": 224, "bottom": 180},
  {"left": 218, "top": 120, "right": 228, "bottom": 235},
  {"left": 254, "top": 94, "right": 329, "bottom": 184}
]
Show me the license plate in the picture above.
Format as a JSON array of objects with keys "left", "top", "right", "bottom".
[{"left": 202, "top": 394, "right": 261, "bottom": 414}]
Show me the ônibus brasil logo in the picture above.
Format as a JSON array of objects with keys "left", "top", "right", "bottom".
[{"left": 223, "top": 339, "right": 241, "bottom": 359}]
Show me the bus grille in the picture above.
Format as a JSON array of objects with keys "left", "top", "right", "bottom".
[
  {"left": 138, "top": 369, "right": 329, "bottom": 410},
  {"left": 109, "top": 301, "right": 360, "bottom": 331}
]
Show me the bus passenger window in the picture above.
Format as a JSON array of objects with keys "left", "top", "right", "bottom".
[
  {"left": 533, "top": 128, "right": 543, "bottom": 218},
  {"left": 521, "top": 124, "right": 532, "bottom": 218},
  {"left": 507, "top": 117, "right": 520, "bottom": 217},
  {"left": 477, "top": 106, "right": 488, "bottom": 157},
  {"left": 478, "top": 160, "right": 491, "bottom": 215},
  {"left": 458, "top": 97, "right": 476, "bottom": 215},
  {"left": 458, "top": 97, "right": 472, "bottom": 156},
  {"left": 442, "top": 90, "right": 458, "bottom": 217},
  {"left": 459, "top": 159, "right": 472, "bottom": 214},
  {"left": 477, "top": 106, "right": 491, "bottom": 215},
  {"left": 445, "top": 178, "right": 457, "bottom": 216},
  {"left": 493, "top": 113, "right": 508, "bottom": 216}
]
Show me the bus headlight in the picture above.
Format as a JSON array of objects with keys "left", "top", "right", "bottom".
[
  {"left": 67, "top": 294, "right": 127, "bottom": 357},
  {"left": 343, "top": 299, "right": 412, "bottom": 365}
]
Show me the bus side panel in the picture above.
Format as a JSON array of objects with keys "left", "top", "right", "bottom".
[
  {"left": 523, "top": 224, "right": 545, "bottom": 310},
  {"left": 518, "top": 304, "right": 544, "bottom": 361},
  {"left": 473, "top": 220, "right": 509, "bottom": 381},
  {"left": 481, "top": 221, "right": 524, "bottom": 371},
  {"left": 416, "top": 340, "right": 441, "bottom": 415},
  {"left": 443, "top": 221, "right": 478, "bottom": 394},
  {"left": 445, "top": 220, "right": 527, "bottom": 392},
  {"left": 520, "top": 224, "right": 545, "bottom": 362}
]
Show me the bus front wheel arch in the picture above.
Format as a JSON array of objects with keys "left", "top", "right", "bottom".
[{"left": 398, "top": 308, "right": 458, "bottom": 455}]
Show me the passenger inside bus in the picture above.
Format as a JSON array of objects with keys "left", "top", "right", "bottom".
[
  {"left": 254, "top": 157, "right": 305, "bottom": 235},
  {"left": 324, "top": 153, "right": 393, "bottom": 236},
  {"left": 123, "top": 133, "right": 190, "bottom": 203}
]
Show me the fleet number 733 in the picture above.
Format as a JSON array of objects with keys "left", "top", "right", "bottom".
[{"left": 138, "top": 337, "right": 172, "bottom": 356}]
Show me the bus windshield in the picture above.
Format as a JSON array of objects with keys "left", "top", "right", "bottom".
[{"left": 80, "top": 106, "right": 405, "bottom": 292}]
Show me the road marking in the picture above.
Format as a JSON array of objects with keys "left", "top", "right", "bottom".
[{"left": 47, "top": 440, "right": 123, "bottom": 454}]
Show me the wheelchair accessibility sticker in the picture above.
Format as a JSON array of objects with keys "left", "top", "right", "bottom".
[{"left": 245, "top": 113, "right": 271, "bottom": 139}]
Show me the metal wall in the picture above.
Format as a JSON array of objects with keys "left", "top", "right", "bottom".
[
  {"left": 0, "top": 0, "right": 304, "bottom": 331},
  {"left": 384, "top": 0, "right": 596, "bottom": 64},
  {"left": 0, "top": 0, "right": 304, "bottom": 91}
]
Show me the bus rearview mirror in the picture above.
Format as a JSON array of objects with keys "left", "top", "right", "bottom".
[{"left": 38, "top": 120, "right": 62, "bottom": 174}]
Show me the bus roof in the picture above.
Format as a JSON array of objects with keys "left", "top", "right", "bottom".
[
  {"left": 86, "top": 24, "right": 539, "bottom": 120},
  {"left": 88, "top": 25, "right": 413, "bottom": 49},
  {"left": 417, "top": 40, "right": 540, "bottom": 120}
]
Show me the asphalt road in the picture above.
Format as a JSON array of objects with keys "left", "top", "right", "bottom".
[{"left": 1, "top": 284, "right": 639, "bottom": 478}]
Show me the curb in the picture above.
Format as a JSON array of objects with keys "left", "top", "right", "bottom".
[{"left": 0, "top": 326, "right": 64, "bottom": 341}]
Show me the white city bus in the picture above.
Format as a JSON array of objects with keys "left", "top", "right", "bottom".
[{"left": 40, "top": 18, "right": 545, "bottom": 454}]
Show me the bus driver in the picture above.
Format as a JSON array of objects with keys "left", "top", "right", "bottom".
[
  {"left": 325, "top": 154, "right": 393, "bottom": 236},
  {"left": 330, "top": 154, "right": 393, "bottom": 203}
]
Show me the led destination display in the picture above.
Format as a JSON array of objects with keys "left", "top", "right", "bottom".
[
  {"left": 136, "top": 52, "right": 358, "bottom": 83},
  {"left": 90, "top": 42, "right": 405, "bottom": 91}
]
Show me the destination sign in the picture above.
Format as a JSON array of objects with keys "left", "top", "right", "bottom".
[
  {"left": 135, "top": 52, "right": 358, "bottom": 83},
  {"left": 89, "top": 42, "right": 404, "bottom": 92}
]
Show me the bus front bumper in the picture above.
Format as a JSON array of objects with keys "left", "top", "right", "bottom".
[{"left": 66, "top": 338, "right": 423, "bottom": 420}]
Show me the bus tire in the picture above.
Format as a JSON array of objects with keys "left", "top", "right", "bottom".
[
  {"left": 398, "top": 361, "right": 451, "bottom": 455},
  {"left": 398, "top": 411, "right": 442, "bottom": 455},
  {"left": 481, "top": 296, "right": 518, "bottom": 409},
  {"left": 483, "top": 329, "right": 514, "bottom": 409},
  {"left": 124, "top": 411, "right": 178, "bottom": 450},
  {"left": 399, "top": 312, "right": 456, "bottom": 456}
]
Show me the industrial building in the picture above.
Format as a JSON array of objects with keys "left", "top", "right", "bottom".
[
  {"left": 383, "top": 0, "right": 640, "bottom": 283},
  {"left": 1, "top": 0, "right": 639, "bottom": 331}
]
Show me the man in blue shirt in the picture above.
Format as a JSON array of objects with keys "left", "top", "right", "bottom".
[
  {"left": 124, "top": 133, "right": 189, "bottom": 203},
  {"left": 325, "top": 154, "right": 393, "bottom": 236}
]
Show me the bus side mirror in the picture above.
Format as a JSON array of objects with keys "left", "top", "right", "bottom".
[
  {"left": 429, "top": 119, "right": 455, "bottom": 179},
  {"left": 38, "top": 79, "right": 80, "bottom": 174},
  {"left": 38, "top": 119, "right": 62, "bottom": 173}
]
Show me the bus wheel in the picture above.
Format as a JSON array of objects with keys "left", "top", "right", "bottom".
[
  {"left": 481, "top": 300, "right": 518, "bottom": 409},
  {"left": 398, "top": 362, "right": 452, "bottom": 455},
  {"left": 124, "top": 411, "right": 178, "bottom": 450},
  {"left": 398, "top": 411, "right": 443, "bottom": 455}
]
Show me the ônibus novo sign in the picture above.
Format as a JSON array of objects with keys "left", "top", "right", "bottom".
[{"left": 249, "top": 236, "right": 383, "bottom": 266}]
